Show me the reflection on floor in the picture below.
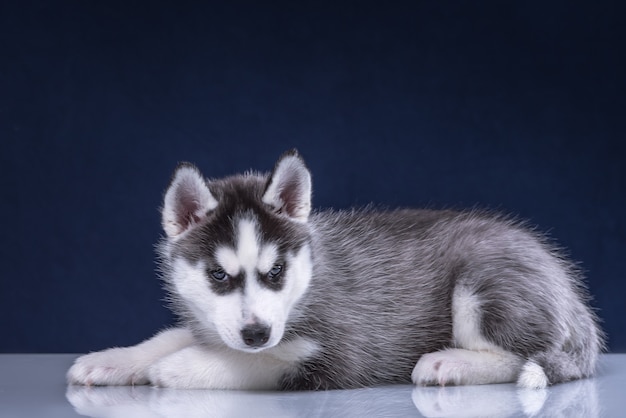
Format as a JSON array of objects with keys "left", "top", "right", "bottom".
[{"left": 67, "top": 375, "right": 599, "bottom": 417}]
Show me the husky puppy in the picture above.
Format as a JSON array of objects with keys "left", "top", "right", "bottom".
[{"left": 68, "top": 150, "right": 602, "bottom": 390}]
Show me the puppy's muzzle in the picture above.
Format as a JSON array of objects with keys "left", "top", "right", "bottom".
[{"left": 241, "top": 323, "right": 271, "bottom": 348}]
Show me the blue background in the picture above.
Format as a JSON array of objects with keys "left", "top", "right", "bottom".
[{"left": 2, "top": 1, "right": 624, "bottom": 353}]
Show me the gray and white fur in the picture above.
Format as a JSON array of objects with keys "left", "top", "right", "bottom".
[{"left": 67, "top": 150, "right": 603, "bottom": 390}]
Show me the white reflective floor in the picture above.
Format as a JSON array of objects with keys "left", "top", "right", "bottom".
[{"left": 1, "top": 354, "right": 624, "bottom": 417}]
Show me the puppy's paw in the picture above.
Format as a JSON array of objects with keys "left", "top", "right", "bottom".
[
  {"left": 413, "top": 348, "right": 522, "bottom": 387},
  {"left": 67, "top": 348, "right": 148, "bottom": 386},
  {"left": 412, "top": 351, "right": 470, "bottom": 386}
]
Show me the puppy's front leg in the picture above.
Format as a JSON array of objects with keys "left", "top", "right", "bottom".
[
  {"left": 67, "top": 327, "right": 194, "bottom": 386},
  {"left": 148, "top": 345, "right": 294, "bottom": 390}
]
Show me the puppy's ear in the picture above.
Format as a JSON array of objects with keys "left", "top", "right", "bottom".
[
  {"left": 262, "top": 149, "right": 312, "bottom": 223},
  {"left": 161, "top": 163, "right": 218, "bottom": 237}
]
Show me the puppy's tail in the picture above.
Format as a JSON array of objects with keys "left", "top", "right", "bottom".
[{"left": 517, "top": 308, "right": 604, "bottom": 389}]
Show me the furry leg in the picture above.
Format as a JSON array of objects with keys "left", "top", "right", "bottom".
[
  {"left": 412, "top": 348, "right": 524, "bottom": 386},
  {"left": 148, "top": 345, "right": 292, "bottom": 389},
  {"left": 413, "top": 286, "right": 523, "bottom": 387},
  {"left": 67, "top": 328, "right": 194, "bottom": 386}
]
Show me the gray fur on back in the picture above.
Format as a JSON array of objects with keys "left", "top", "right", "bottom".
[{"left": 280, "top": 208, "right": 602, "bottom": 389}]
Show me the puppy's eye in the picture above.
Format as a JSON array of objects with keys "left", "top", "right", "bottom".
[
  {"left": 210, "top": 269, "right": 228, "bottom": 282},
  {"left": 267, "top": 264, "right": 283, "bottom": 281}
]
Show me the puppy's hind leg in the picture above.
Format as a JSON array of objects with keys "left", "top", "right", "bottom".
[
  {"left": 412, "top": 287, "right": 524, "bottom": 387},
  {"left": 412, "top": 349, "right": 523, "bottom": 386},
  {"left": 67, "top": 327, "right": 195, "bottom": 386}
]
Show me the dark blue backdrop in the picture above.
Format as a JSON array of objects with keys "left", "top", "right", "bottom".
[{"left": 2, "top": 1, "right": 624, "bottom": 353}]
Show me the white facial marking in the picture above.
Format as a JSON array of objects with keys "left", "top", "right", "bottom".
[
  {"left": 236, "top": 244, "right": 312, "bottom": 351},
  {"left": 171, "top": 258, "right": 210, "bottom": 304},
  {"left": 215, "top": 218, "right": 279, "bottom": 278},
  {"left": 215, "top": 247, "right": 240, "bottom": 277},
  {"left": 170, "top": 258, "right": 221, "bottom": 334},
  {"left": 258, "top": 244, "right": 279, "bottom": 273},
  {"left": 236, "top": 219, "right": 260, "bottom": 275}
]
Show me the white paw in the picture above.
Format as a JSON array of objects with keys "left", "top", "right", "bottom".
[
  {"left": 517, "top": 361, "right": 548, "bottom": 389},
  {"left": 67, "top": 348, "right": 149, "bottom": 386},
  {"left": 413, "top": 351, "right": 472, "bottom": 386}
]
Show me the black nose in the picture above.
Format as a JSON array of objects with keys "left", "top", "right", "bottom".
[{"left": 241, "top": 324, "right": 271, "bottom": 347}]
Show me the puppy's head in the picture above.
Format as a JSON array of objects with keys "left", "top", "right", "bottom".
[{"left": 158, "top": 150, "right": 313, "bottom": 352}]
